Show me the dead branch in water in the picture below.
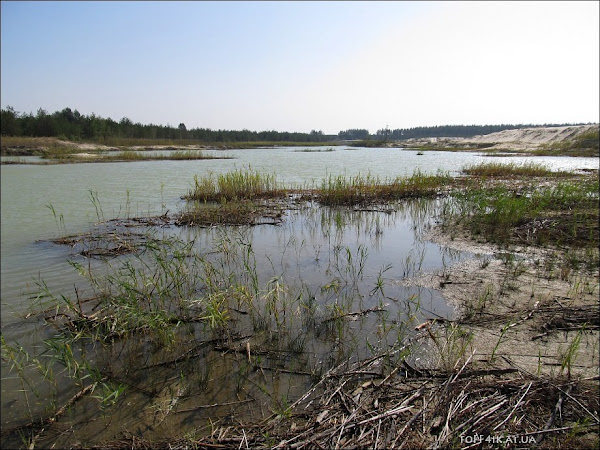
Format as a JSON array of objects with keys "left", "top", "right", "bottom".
[{"left": 81, "top": 359, "right": 599, "bottom": 450}]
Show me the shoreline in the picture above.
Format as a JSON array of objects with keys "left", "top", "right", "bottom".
[{"left": 2, "top": 163, "right": 598, "bottom": 449}]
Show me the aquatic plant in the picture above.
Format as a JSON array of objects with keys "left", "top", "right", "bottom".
[
  {"left": 462, "top": 161, "right": 571, "bottom": 177},
  {"left": 176, "top": 199, "right": 284, "bottom": 226},
  {"left": 315, "top": 170, "right": 452, "bottom": 206},
  {"left": 443, "top": 172, "right": 599, "bottom": 249},
  {"left": 185, "top": 167, "right": 285, "bottom": 202}
]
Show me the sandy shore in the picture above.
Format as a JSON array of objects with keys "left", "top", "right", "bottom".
[
  {"left": 402, "top": 225, "right": 600, "bottom": 378},
  {"left": 401, "top": 123, "right": 599, "bottom": 152}
]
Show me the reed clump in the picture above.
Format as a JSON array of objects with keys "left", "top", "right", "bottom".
[
  {"left": 316, "top": 170, "right": 452, "bottom": 206},
  {"left": 185, "top": 167, "right": 286, "bottom": 202},
  {"left": 294, "top": 147, "right": 335, "bottom": 152},
  {"left": 105, "top": 150, "right": 228, "bottom": 161},
  {"left": 462, "top": 161, "right": 571, "bottom": 177}
]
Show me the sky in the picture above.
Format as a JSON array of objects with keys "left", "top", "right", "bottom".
[{"left": 1, "top": 1, "right": 598, "bottom": 134}]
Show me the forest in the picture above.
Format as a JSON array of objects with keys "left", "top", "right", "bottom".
[{"left": 0, "top": 106, "right": 589, "bottom": 143}]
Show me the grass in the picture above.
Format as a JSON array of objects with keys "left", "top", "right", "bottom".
[
  {"left": 1, "top": 147, "right": 232, "bottom": 163},
  {"left": 444, "top": 172, "right": 599, "bottom": 250},
  {"left": 104, "top": 150, "right": 230, "bottom": 161},
  {"left": 535, "top": 128, "right": 599, "bottom": 157},
  {"left": 293, "top": 147, "right": 335, "bottom": 153},
  {"left": 183, "top": 168, "right": 453, "bottom": 209},
  {"left": 1, "top": 136, "right": 69, "bottom": 150},
  {"left": 3, "top": 164, "right": 599, "bottom": 448},
  {"left": 462, "top": 161, "right": 572, "bottom": 177},
  {"left": 1, "top": 136, "right": 341, "bottom": 160},
  {"left": 314, "top": 170, "right": 452, "bottom": 206},
  {"left": 184, "top": 167, "right": 286, "bottom": 202},
  {"left": 96, "top": 138, "right": 341, "bottom": 149},
  {"left": 4, "top": 221, "right": 413, "bottom": 447}
]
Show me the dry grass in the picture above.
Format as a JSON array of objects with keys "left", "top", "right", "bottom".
[{"left": 81, "top": 362, "right": 599, "bottom": 449}]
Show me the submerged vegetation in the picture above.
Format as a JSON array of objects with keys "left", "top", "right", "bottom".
[{"left": 2, "top": 161, "right": 598, "bottom": 448}]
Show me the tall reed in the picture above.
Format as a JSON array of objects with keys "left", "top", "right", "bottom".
[
  {"left": 185, "top": 167, "right": 285, "bottom": 202},
  {"left": 317, "top": 170, "right": 451, "bottom": 206}
]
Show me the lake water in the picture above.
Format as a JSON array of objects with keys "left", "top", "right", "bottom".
[{"left": 1, "top": 147, "right": 597, "bottom": 446}]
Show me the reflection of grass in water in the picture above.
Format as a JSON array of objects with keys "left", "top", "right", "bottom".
[
  {"left": 7, "top": 209, "right": 438, "bottom": 447},
  {"left": 176, "top": 199, "right": 284, "bottom": 226},
  {"left": 15, "top": 169, "right": 598, "bottom": 447}
]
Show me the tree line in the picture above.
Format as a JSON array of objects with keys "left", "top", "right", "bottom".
[
  {"left": 0, "top": 107, "right": 333, "bottom": 143},
  {"left": 1, "top": 106, "right": 589, "bottom": 143}
]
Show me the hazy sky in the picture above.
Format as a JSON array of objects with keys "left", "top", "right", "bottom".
[{"left": 1, "top": 1, "right": 598, "bottom": 134}]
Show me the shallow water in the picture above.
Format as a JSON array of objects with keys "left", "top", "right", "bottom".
[
  {"left": 2, "top": 147, "right": 596, "bottom": 307},
  {"left": 1, "top": 147, "right": 597, "bottom": 447}
]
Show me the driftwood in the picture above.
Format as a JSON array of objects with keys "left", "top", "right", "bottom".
[{"left": 80, "top": 357, "right": 598, "bottom": 450}]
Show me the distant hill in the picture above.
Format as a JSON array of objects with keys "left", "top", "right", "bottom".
[
  {"left": 371, "top": 123, "right": 594, "bottom": 141},
  {"left": 401, "top": 124, "right": 599, "bottom": 156}
]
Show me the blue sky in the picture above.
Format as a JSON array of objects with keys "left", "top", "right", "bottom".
[{"left": 1, "top": 1, "right": 598, "bottom": 134}]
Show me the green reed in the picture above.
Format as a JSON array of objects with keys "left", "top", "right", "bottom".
[
  {"left": 316, "top": 170, "right": 451, "bottom": 206},
  {"left": 462, "top": 161, "right": 571, "bottom": 177},
  {"left": 106, "top": 150, "right": 229, "bottom": 161},
  {"left": 185, "top": 167, "right": 285, "bottom": 202},
  {"left": 442, "top": 173, "right": 599, "bottom": 250}
]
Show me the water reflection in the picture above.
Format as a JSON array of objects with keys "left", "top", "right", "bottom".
[
  {"left": 2, "top": 197, "right": 471, "bottom": 448},
  {"left": 1, "top": 149, "right": 595, "bottom": 447}
]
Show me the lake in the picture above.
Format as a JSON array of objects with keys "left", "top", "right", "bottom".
[{"left": 1, "top": 146, "right": 597, "bottom": 447}]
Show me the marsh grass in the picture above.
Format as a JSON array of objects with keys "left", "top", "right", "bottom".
[
  {"left": 185, "top": 167, "right": 286, "bottom": 202},
  {"left": 105, "top": 150, "right": 229, "bottom": 161},
  {"left": 293, "top": 147, "right": 335, "bottom": 153},
  {"left": 462, "top": 161, "right": 572, "bottom": 177},
  {"left": 4, "top": 164, "right": 598, "bottom": 448},
  {"left": 315, "top": 170, "right": 452, "bottom": 206},
  {"left": 5, "top": 219, "right": 418, "bottom": 448},
  {"left": 426, "top": 323, "right": 474, "bottom": 372},
  {"left": 96, "top": 138, "right": 340, "bottom": 149},
  {"left": 444, "top": 172, "right": 599, "bottom": 249},
  {"left": 41, "top": 149, "right": 231, "bottom": 163},
  {"left": 1, "top": 137, "right": 231, "bottom": 162}
]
